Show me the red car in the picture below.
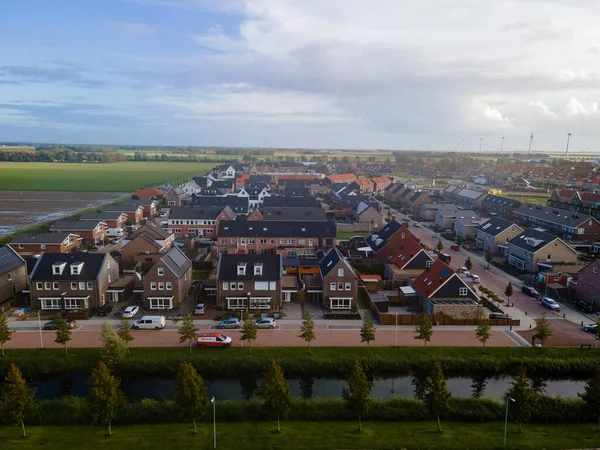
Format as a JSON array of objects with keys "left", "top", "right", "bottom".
[{"left": 450, "top": 243, "right": 460, "bottom": 251}]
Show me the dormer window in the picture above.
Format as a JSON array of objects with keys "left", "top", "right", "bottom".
[
  {"left": 254, "top": 263, "right": 263, "bottom": 276},
  {"left": 238, "top": 263, "right": 247, "bottom": 276},
  {"left": 70, "top": 262, "right": 83, "bottom": 275},
  {"left": 52, "top": 262, "right": 66, "bottom": 275}
]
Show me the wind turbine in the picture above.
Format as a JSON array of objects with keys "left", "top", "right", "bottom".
[
  {"left": 461, "top": 137, "right": 466, "bottom": 153},
  {"left": 500, "top": 136, "right": 505, "bottom": 154},
  {"left": 528, "top": 132, "right": 534, "bottom": 155},
  {"left": 565, "top": 132, "right": 572, "bottom": 156},
  {"left": 479, "top": 135, "right": 483, "bottom": 153}
]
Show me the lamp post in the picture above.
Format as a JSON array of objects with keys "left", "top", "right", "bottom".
[
  {"left": 212, "top": 396, "right": 217, "bottom": 448},
  {"left": 395, "top": 308, "right": 399, "bottom": 347},
  {"left": 503, "top": 395, "right": 515, "bottom": 448},
  {"left": 38, "top": 310, "right": 44, "bottom": 349}
]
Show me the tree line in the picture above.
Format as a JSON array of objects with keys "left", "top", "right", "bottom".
[{"left": 0, "top": 148, "right": 127, "bottom": 163}]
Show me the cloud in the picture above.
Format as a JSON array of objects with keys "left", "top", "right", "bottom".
[
  {"left": 0, "top": 62, "right": 112, "bottom": 88},
  {"left": 108, "top": 21, "right": 156, "bottom": 37}
]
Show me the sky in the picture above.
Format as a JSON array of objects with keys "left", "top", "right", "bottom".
[{"left": 2, "top": 0, "right": 600, "bottom": 152}]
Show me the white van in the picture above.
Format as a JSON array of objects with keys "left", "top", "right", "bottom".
[
  {"left": 132, "top": 316, "right": 166, "bottom": 330},
  {"left": 105, "top": 228, "right": 124, "bottom": 238}
]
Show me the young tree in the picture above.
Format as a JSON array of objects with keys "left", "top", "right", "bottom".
[
  {"left": 579, "top": 365, "right": 600, "bottom": 431},
  {"left": 504, "top": 282, "right": 513, "bottom": 305},
  {"left": 425, "top": 362, "right": 452, "bottom": 432},
  {"left": 414, "top": 314, "right": 433, "bottom": 348},
  {"left": 436, "top": 239, "right": 444, "bottom": 252},
  {"left": 100, "top": 322, "right": 127, "bottom": 369},
  {"left": 175, "top": 362, "right": 208, "bottom": 434},
  {"left": 342, "top": 361, "right": 372, "bottom": 432},
  {"left": 240, "top": 316, "right": 258, "bottom": 353},
  {"left": 117, "top": 317, "right": 134, "bottom": 356},
  {"left": 54, "top": 313, "right": 71, "bottom": 355},
  {"left": 298, "top": 310, "right": 316, "bottom": 353},
  {"left": 178, "top": 312, "right": 198, "bottom": 354},
  {"left": 456, "top": 235, "right": 464, "bottom": 247},
  {"left": 0, "top": 315, "right": 14, "bottom": 357},
  {"left": 0, "top": 364, "right": 38, "bottom": 438},
  {"left": 360, "top": 314, "right": 376, "bottom": 352},
  {"left": 506, "top": 368, "right": 537, "bottom": 433},
  {"left": 475, "top": 310, "right": 491, "bottom": 353},
  {"left": 88, "top": 360, "right": 126, "bottom": 436},
  {"left": 485, "top": 250, "right": 493, "bottom": 269},
  {"left": 465, "top": 257, "right": 473, "bottom": 272},
  {"left": 533, "top": 315, "right": 552, "bottom": 351},
  {"left": 257, "top": 360, "right": 292, "bottom": 432}
]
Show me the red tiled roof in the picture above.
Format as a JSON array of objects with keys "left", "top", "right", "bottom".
[
  {"left": 389, "top": 239, "right": 424, "bottom": 268},
  {"left": 579, "top": 191, "right": 600, "bottom": 202},
  {"left": 132, "top": 188, "right": 165, "bottom": 199},
  {"left": 327, "top": 173, "right": 357, "bottom": 182},
  {"left": 556, "top": 189, "right": 576, "bottom": 200},
  {"left": 411, "top": 259, "right": 455, "bottom": 298},
  {"left": 356, "top": 178, "right": 374, "bottom": 186}
]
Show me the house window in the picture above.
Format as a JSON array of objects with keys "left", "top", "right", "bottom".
[
  {"left": 249, "top": 239, "right": 255, "bottom": 244},
  {"left": 288, "top": 239, "right": 294, "bottom": 245},
  {"left": 338, "top": 268, "right": 344, "bottom": 277},
  {"left": 158, "top": 268, "right": 164, "bottom": 276},
  {"left": 64, "top": 298, "right": 87, "bottom": 310},
  {"left": 401, "top": 232, "right": 405, "bottom": 238},
  {"left": 40, "top": 298, "right": 61, "bottom": 310},
  {"left": 260, "top": 239, "right": 267, "bottom": 244},
  {"left": 71, "top": 282, "right": 78, "bottom": 290},
  {"left": 149, "top": 298, "right": 173, "bottom": 309},
  {"left": 158, "top": 282, "right": 165, "bottom": 290},
  {"left": 270, "top": 239, "right": 275, "bottom": 244},
  {"left": 280, "top": 239, "right": 284, "bottom": 245},
  {"left": 87, "top": 282, "right": 93, "bottom": 290},
  {"left": 223, "top": 282, "right": 229, "bottom": 290},
  {"left": 53, "top": 282, "right": 59, "bottom": 290},
  {"left": 255, "top": 281, "right": 269, "bottom": 290},
  {"left": 36, "top": 282, "right": 43, "bottom": 290},
  {"left": 151, "top": 282, "right": 157, "bottom": 290},
  {"left": 221, "top": 239, "right": 227, "bottom": 244},
  {"left": 238, "top": 282, "right": 244, "bottom": 290},
  {"left": 330, "top": 298, "right": 351, "bottom": 309},
  {"left": 345, "top": 282, "right": 352, "bottom": 291},
  {"left": 19, "top": 244, "right": 24, "bottom": 249},
  {"left": 230, "top": 282, "right": 237, "bottom": 290},
  {"left": 41, "top": 244, "right": 46, "bottom": 249},
  {"left": 254, "top": 263, "right": 263, "bottom": 276},
  {"left": 299, "top": 239, "right": 305, "bottom": 245},
  {"left": 166, "top": 282, "right": 172, "bottom": 290},
  {"left": 249, "top": 298, "right": 271, "bottom": 309},
  {"left": 338, "top": 282, "right": 344, "bottom": 290},
  {"left": 237, "top": 263, "right": 246, "bottom": 276},
  {"left": 330, "top": 282, "right": 337, "bottom": 291},
  {"left": 227, "top": 298, "right": 247, "bottom": 309},
  {"left": 45, "top": 282, "right": 52, "bottom": 291},
  {"left": 79, "top": 282, "right": 85, "bottom": 291},
  {"left": 269, "top": 281, "right": 277, "bottom": 290},
  {"left": 426, "top": 260, "right": 433, "bottom": 268},
  {"left": 459, "top": 287, "right": 468, "bottom": 296}
]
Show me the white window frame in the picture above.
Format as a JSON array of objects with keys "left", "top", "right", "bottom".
[
  {"left": 345, "top": 282, "right": 352, "bottom": 291},
  {"left": 149, "top": 297, "right": 173, "bottom": 309},
  {"left": 40, "top": 298, "right": 61, "bottom": 310},
  {"left": 157, "top": 267, "right": 164, "bottom": 276},
  {"left": 330, "top": 282, "right": 337, "bottom": 291},
  {"left": 338, "top": 282, "right": 344, "bottom": 290},
  {"left": 338, "top": 268, "right": 344, "bottom": 277},
  {"left": 230, "top": 282, "right": 237, "bottom": 290},
  {"left": 158, "top": 282, "right": 165, "bottom": 290},
  {"left": 64, "top": 297, "right": 88, "bottom": 310},
  {"left": 238, "top": 282, "right": 244, "bottom": 290},
  {"left": 227, "top": 297, "right": 247, "bottom": 309},
  {"left": 255, "top": 281, "right": 269, "bottom": 290},
  {"left": 166, "top": 282, "right": 172, "bottom": 290},
  {"left": 223, "top": 282, "right": 229, "bottom": 290},
  {"left": 426, "top": 260, "right": 433, "bottom": 268},
  {"left": 44, "top": 282, "right": 52, "bottom": 291},
  {"left": 249, "top": 297, "right": 271, "bottom": 309},
  {"left": 79, "top": 281, "right": 85, "bottom": 291},
  {"left": 71, "top": 282, "right": 78, "bottom": 290},
  {"left": 459, "top": 287, "right": 468, "bottom": 296},
  {"left": 269, "top": 281, "right": 277, "bottom": 291},
  {"left": 150, "top": 282, "right": 157, "bottom": 291},
  {"left": 87, "top": 282, "right": 93, "bottom": 291},
  {"left": 36, "top": 282, "right": 43, "bottom": 290},
  {"left": 330, "top": 298, "right": 352, "bottom": 309},
  {"left": 53, "top": 282, "right": 59, "bottom": 291}
]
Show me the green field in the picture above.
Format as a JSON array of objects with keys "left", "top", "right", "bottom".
[
  {"left": 0, "top": 162, "right": 214, "bottom": 192},
  {"left": 0, "top": 145, "right": 35, "bottom": 152},
  {"left": 2, "top": 422, "right": 599, "bottom": 450}
]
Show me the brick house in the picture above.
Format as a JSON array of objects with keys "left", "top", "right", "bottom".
[
  {"left": 80, "top": 211, "right": 128, "bottom": 229},
  {"left": 366, "top": 220, "right": 420, "bottom": 262},
  {"left": 143, "top": 247, "right": 192, "bottom": 310},
  {"left": 348, "top": 178, "right": 375, "bottom": 194},
  {"left": 385, "top": 184, "right": 406, "bottom": 204},
  {"left": 29, "top": 252, "right": 119, "bottom": 310},
  {"left": 455, "top": 188, "right": 487, "bottom": 209},
  {"left": 132, "top": 187, "right": 165, "bottom": 201},
  {"left": 11, "top": 233, "right": 80, "bottom": 256},
  {"left": 0, "top": 245, "right": 27, "bottom": 305},
  {"left": 385, "top": 238, "right": 434, "bottom": 282},
  {"left": 319, "top": 247, "right": 358, "bottom": 310},
  {"left": 216, "top": 253, "right": 282, "bottom": 311},
  {"left": 549, "top": 189, "right": 600, "bottom": 217},
  {"left": 216, "top": 220, "right": 336, "bottom": 256},
  {"left": 398, "top": 188, "right": 414, "bottom": 209},
  {"left": 408, "top": 192, "right": 431, "bottom": 217},
  {"left": 435, "top": 208, "right": 476, "bottom": 230},
  {"left": 454, "top": 214, "right": 486, "bottom": 240},
  {"left": 123, "top": 222, "right": 174, "bottom": 248},
  {"left": 513, "top": 204, "right": 600, "bottom": 241},
  {"left": 121, "top": 234, "right": 169, "bottom": 264},
  {"left": 475, "top": 217, "right": 523, "bottom": 254},
  {"left": 190, "top": 195, "right": 249, "bottom": 214},
  {"left": 50, "top": 220, "right": 106, "bottom": 244},
  {"left": 249, "top": 207, "right": 328, "bottom": 222},
  {"left": 481, "top": 195, "right": 522, "bottom": 217},
  {"left": 371, "top": 176, "right": 392, "bottom": 193},
  {"left": 571, "top": 260, "right": 600, "bottom": 310},
  {"left": 116, "top": 199, "right": 158, "bottom": 218},
  {"left": 326, "top": 173, "right": 357, "bottom": 184},
  {"left": 353, "top": 201, "right": 384, "bottom": 226},
  {"left": 167, "top": 206, "right": 236, "bottom": 237},
  {"left": 103, "top": 204, "right": 144, "bottom": 224},
  {"left": 507, "top": 229, "right": 580, "bottom": 273},
  {"left": 165, "top": 187, "right": 189, "bottom": 207}
]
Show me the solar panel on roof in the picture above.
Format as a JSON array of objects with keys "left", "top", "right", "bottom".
[{"left": 440, "top": 268, "right": 452, "bottom": 278}]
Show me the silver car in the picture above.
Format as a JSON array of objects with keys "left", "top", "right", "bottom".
[{"left": 255, "top": 318, "right": 277, "bottom": 329}]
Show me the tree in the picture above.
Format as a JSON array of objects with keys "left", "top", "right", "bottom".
[
  {"left": 88, "top": 360, "right": 126, "bottom": 436},
  {"left": 257, "top": 360, "right": 292, "bottom": 432},
  {"left": 54, "top": 313, "right": 71, "bottom": 355},
  {"left": 0, "top": 315, "right": 14, "bottom": 357},
  {"left": 117, "top": 317, "right": 134, "bottom": 355},
  {"left": 414, "top": 314, "right": 433, "bottom": 348},
  {"left": 436, "top": 239, "right": 444, "bottom": 252},
  {"left": 485, "top": 250, "right": 493, "bottom": 269},
  {"left": 504, "top": 282, "right": 513, "bottom": 305},
  {"left": 533, "top": 315, "right": 552, "bottom": 350},
  {"left": 178, "top": 313, "right": 198, "bottom": 354},
  {"left": 240, "top": 316, "right": 258, "bottom": 352},
  {"left": 360, "top": 314, "right": 376, "bottom": 351},
  {"left": 465, "top": 257, "right": 473, "bottom": 272},
  {"left": 175, "top": 362, "right": 208, "bottom": 434},
  {"left": 506, "top": 368, "right": 537, "bottom": 433},
  {"left": 425, "top": 362, "right": 452, "bottom": 432},
  {"left": 1, "top": 364, "right": 38, "bottom": 438},
  {"left": 456, "top": 235, "right": 464, "bottom": 246},
  {"left": 475, "top": 310, "right": 491, "bottom": 353},
  {"left": 298, "top": 310, "right": 316, "bottom": 353},
  {"left": 342, "top": 361, "right": 372, "bottom": 432},
  {"left": 100, "top": 323, "right": 127, "bottom": 369},
  {"left": 579, "top": 365, "right": 600, "bottom": 431}
]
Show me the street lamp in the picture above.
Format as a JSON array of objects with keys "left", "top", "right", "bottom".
[
  {"left": 211, "top": 397, "right": 216, "bottom": 448},
  {"left": 395, "top": 308, "right": 399, "bottom": 347},
  {"left": 504, "top": 395, "right": 515, "bottom": 448},
  {"left": 38, "top": 310, "right": 44, "bottom": 349}
]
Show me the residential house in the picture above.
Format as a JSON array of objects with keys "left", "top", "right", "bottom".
[
  {"left": 408, "top": 191, "right": 431, "bottom": 217},
  {"left": 475, "top": 217, "right": 523, "bottom": 254},
  {"left": 410, "top": 259, "right": 480, "bottom": 319},
  {"left": 79, "top": 211, "right": 128, "bottom": 229},
  {"left": 549, "top": 189, "right": 600, "bottom": 217},
  {"left": 237, "top": 186, "right": 271, "bottom": 208},
  {"left": 250, "top": 207, "right": 328, "bottom": 222},
  {"left": 326, "top": 173, "right": 357, "bottom": 184},
  {"left": 454, "top": 213, "right": 486, "bottom": 240},
  {"left": 165, "top": 187, "right": 189, "bottom": 207},
  {"left": 190, "top": 195, "right": 249, "bottom": 214},
  {"left": 434, "top": 207, "right": 474, "bottom": 230},
  {"left": 353, "top": 201, "right": 384, "bottom": 227},
  {"left": 398, "top": 188, "right": 414, "bottom": 210},
  {"left": 385, "top": 183, "right": 406, "bottom": 204},
  {"left": 507, "top": 228, "right": 580, "bottom": 273},
  {"left": 120, "top": 232, "right": 172, "bottom": 265},
  {"left": 29, "top": 252, "right": 119, "bottom": 310},
  {"left": 348, "top": 178, "right": 375, "bottom": 194},
  {"left": 211, "top": 179, "right": 236, "bottom": 194},
  {"left": 365, "top": 220, "right": 420, "bottom": 261},
  {"left": 319, "top": 247, "right": 358, "bottom": 310},
  {"left": 118, "top": 199, "right": 158, "bottom": 217},
  {"left": 385, "top": 238, "right": 434, "bottom": 282},
  {"left": 571, "top": 260, "right": 600, "bottom": 310},
  {"left": 11, "top": 233, "right": 79, "bottom": 256},
  {"left": 216, "top": 254, "right": 282, "bottom": 311},
  {"left": 167, "top": 206, "right": 236, "bottom": 237},
  {"left": 262, "top": 196, "right": 318, "bottom": 207},
  {"left": 371, "top": 176, "right": 392, "bottom": 193},
  {"left": 420, "top": 203, "right": 453, "bottom": 222},
  {"left": 180, "top": 179, "right": 204, "bottom": 196},
  {"left": 216, "top": 220, "right": 336, "bottom": 256},
  {"left": 103, "top": 204, "right": 144, "bottom": 224},
  {"left": 455, "top": 188, "right": 487, "bottom": 209},
  {"left": 513, "top": 204, "right": 600, "bottom": 241},
  {"left": 481, "top": 195, "right": 522, "bottom": 217},
  {"left": 124, "top": 222, "right": 175, "bottom": 248},
  {"left": 443, "top": 186, "right": 461, "bottom": 202},
  {"left": 50, "top": 220, "right": 106, "bottom": 244},
  {"left": 132, "top": 187, "right": 165, "bottom": 201},
  {"left": 143, "top": 247, "right": 192, "bottom": 310},
  {"left": 0, "top": 245, "right": 27, "bottom": 304}
]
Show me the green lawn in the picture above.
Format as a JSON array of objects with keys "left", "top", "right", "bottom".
[
  {"left": 336, "top": 231, "right": 370, "bottom": 239},
  {"left": 505, "top": 194, "right": 549, "bottom": 206},
  {"left": 2, "top": 422, "right": 599, "bottom": 449},
  {"left": 0, "top": 162, "right": 214, "bottom": 192}
]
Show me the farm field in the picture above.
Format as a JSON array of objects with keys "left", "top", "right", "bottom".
[{"left": 0, "top": 162, "right": 214, "bottom": 192}]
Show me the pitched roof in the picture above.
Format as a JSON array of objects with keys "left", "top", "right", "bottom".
[
  {"left": 132, "top": 222, "right": 172, "bottom": 240},
  {"left": 217, "top": 253, "right": 281, "bottom": 281},
  {"left": 30, "top": 252, "right": 107, "bottom": 281},
  {"left": 132, "top": 187, "right": 165, "bottom": 199},
  {"left": 168, "top": 206, "right": 225, "bottom": 220},
  {"left": 327, "top": 173, "right": 357, "bottom": 183},
  {"left": 80, "top": 211, "right": 126, "bottom": 221},
  {"left": 514, "top": 203, "right": 597, "bottom": 228},
  {"left": 50, "top": 220, "right": 103, "bottom": 231},
  {"left": 456, "top": 188, "right": 486, "bottom": 200},
  {"left": 318, "top": 247, "right": 355, "bottom": 278},
  {"left": 190, "top": 195, "right": 248, "bottom": 212},
  {"left": 411, "top": 259, "right": 455, "bottom": 298},
  {"left": 123, "top": 233, "right": 163, "bottom": 251},
  {"left": 476, "top": 217, "right": 519, "bottom": 236},
  {"left": 508, "top": 228, "right": 560, "bottom": 252},
  {"left": 0, "top": 245, "right": 25, "bottom": 275},
  {"left": 218, "top": 220, "right": 336, "bottom": 238},
  {"left": 160, "top": 247, "right": 191, "bottom": 278},
  {"left": 119, "top": 199, "right": 156, "bottom": 207},
  {"left": 366, "top": 220, "right": 403, "bottom": 252},
  {"left": 389, "top": 239, "right": 426, "bottom": 268},
  {"left": 103, "top": 204, "right": 143, "bottom": 213},
  {"left": 262, "top": 196, "right": 317, "bottom": 207},
  {"left": 482, "top": 194, "right": 521, "bottom": 209},
  {"left": 258, "top": 207, "right": 327, "bottom": 221},
  {"left": 11, "top": 232, "right": 76, "bottom": 244}
]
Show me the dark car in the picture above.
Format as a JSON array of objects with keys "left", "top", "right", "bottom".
[
  {"left": 521, "top": 285, "right": 538, "bottom": 297},
  {"left": 43, "top": 319, "right": 76, "bottom": 330},
  {"left": 97, "top": 304, "right": 114, "bottom": 317},
  {"left": 574, "top": 301, "right": 594, "bottom": 313},
  {"left": 584, "top": 323, "right": 597, "bottom": 333},
  {"left": 489, "top": 313, "right": 511, "bottom": 320}
]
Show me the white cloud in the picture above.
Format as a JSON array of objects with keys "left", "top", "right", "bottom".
[
  {"left": 108, "top": 21, "right": 156, "bottom": 37},
  {"left": 528, "top": 101, "right": 557, "bottom": 118},
  {"left": 565, "top": 98, "right": 600, "bottom": 116}
]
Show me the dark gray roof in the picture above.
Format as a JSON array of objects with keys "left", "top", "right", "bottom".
[
  {"left": 103, "top": 204, "right": 143, "bottom": 213},
  {"left": 30, "top": 252, "right": 107, "bottom": 281},
  {"left": 456, "top": 188, "right": 486, "bottom": 200},
  {"left": 192, "top": 176, "right": 208, "bottom": 187},
  {"left": 160, "top": 247, "right": 191, "bottom": 278},
  {"left": 168, "top": 206, "right": 225, "bottom": 220},
  {"left": 409, "top": 191, "right": 426, "bottom": 202},
  {"left": 0, "top": 245, "right": 24, "bottom": 275},
  {"left": 508, "top": 229, "right": 558, "bottom": 252},
  {"left": 119, "top": 199, "right": 156, "bottom": 207},
  {"left": 259, "top": 207, "right": 327, "bottom": 221},
  {"left": 400, "top": 188, "right": 413, "bottom": 198},
  {"left": 211, "top": 180, "right": 234, "bottom": 189},
  {"left": 282, "top": 257, "right": 320, "bottom": 267},
  {"left": 190, "top": 194, "right": 248, "bottom": 213},
  {"left": 80, "top": 211, "right": 126, "bottom": 220},
  {"left": 51, "top": 220, "right": 103, "bottom": 231},
  {"left": 366, "top": 220, "right": 403, "bottom": 252},
  {"left": 514, "top": 204, "right": 598, "bottom": 228},
  {"left": 11, "top": 233, "right": 75, "bottom": 244},
  {"left": 482, "top": 194, "right": 521, "bottom": 209},
  {"left": 217, "top": 253, "right": 281, "bottom": 281},
  {"left": 218, "top": 220, "right": 336, "bottom": 238},
  {"left": 263, "top": 196, "right": 317, "bottom": 207},
  {"left": 318, "top": 247, "right": 355, "bottom": 278},
  {"left": 476, "top": 217, "right": 517, "bottom": 236},
  {"left": 198, "top": 187, "right": 225, "bottom": 196}
]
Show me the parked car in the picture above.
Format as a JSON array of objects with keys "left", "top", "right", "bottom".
[
  {"left": 521, "top": 285, "right": 539, "bottom": 297},
  {"left": 97, "top": 304, "right": 114, "bottom": 317},
  {"left": 196, "top": 332, "right": 232, "bottom": 348},
  {"left": 110, "top": 238, "right": 121, "bottom": 244},
  {"left": 460, "top": 266, "right": 470, "bottom": 275},
  {"left": 160, "top": 212, "right": 167, "bottom": 218},
  {"left": 122, "top": 306, "right": 140, "bottom": 318},
  {"left": 470, "top": 274, "right": 480, "bottom": 283},
  {"left": 255, "top": 318, "right": 277, "bottom": 329},
  {"left": 541, "top": 297, "right": 561, "bottom": 311},
  {"left": 43, "top": 319, "right": 76, "bottom": 330},
  {"left": 450, "top": 243, "right": 460, "bottom": 251},
  {"left": 193, "top": 303, "right": 206, "bottom": 315},
  {"left": 218, "top": 318, "right": 241, "bottom": 329},
  {"left": 132, "top": 316, "right": 166, "bottom": 330},
  {"left": 413, "top": 222, "right": 420, "bottom": 228},
  {"left": 584, "top": 323, "right": 598, "bottom": 333},
  {"left": 489, "top": 313, "right": 511, "bottom": 320},
  {"left": 574, "top": 300, "right": 594, "bottom": 313}
]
